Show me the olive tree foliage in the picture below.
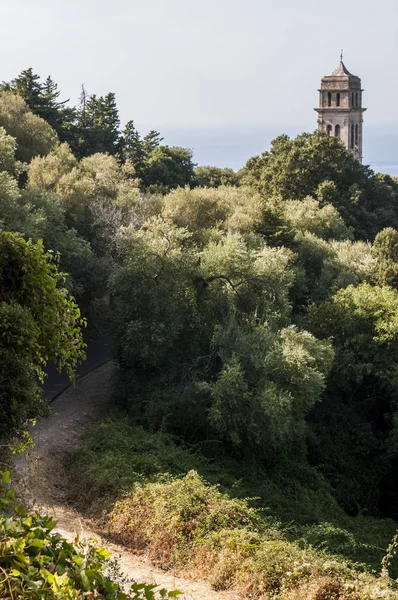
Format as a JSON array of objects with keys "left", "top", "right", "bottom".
[
  {"left": 10, "top": 189, "right": 100, "bottom": 300},
  {"left": 111, "top": 210, "right": 333, "bottom": 458},
  {"left": 0, "top": 233, "right": 85, "bottom": 437},
  {"left": 27, "top": 141, "right": 77, "bottom": 189},
  {"left": 209, "top": 323, "right": 333, "bottom": 458},
  {"left": 373, "top": 227, "right": 398, "bottom": 288},
  {"left": 0, "top": 92, "right": 58, "bottom": 163},
  {"left": 0, "top": 172, "right": 20, "bottom": 233},
  {"left": 26, "top": 144, "right": 150, "bottom": 311},
  {"left": 319, "top": 239, "right": 376, "bottom": 298},
  {"left": 25, "top": 141, "right": 169, "bottom": 319},
  {"left": 282, "top": 197, "right": 352, "bottom": 241},
  {"left": 198, "top": 232, "right": 295, "bottom": 322},
  {"left": 28, "top": 145, "right": 125, "bottom": 204},
  {"left": 292, "top": 232, "right": 377, "bottom": 303},
  {"left": 0, "top": 128, "right": 21, "bottom": 232},
  {"left": 266, "top": 168, "right": 398, "bottom": 513},
  {"left": 27, "top": 144, "right": 141, "bottom": 242},
  {"left": 0, "top": 191, "right": 99, "bottom": 305},
  {"left": 0, "top": 135, "right": 100, "bottom": 304},
  {"left": 0, "top": 126, "right": 17, "bottom": 173},
  {"left": 306, "top": 283, "right": 398, "bottom": 389},
  {"left": 162, "top": 185, "right": 263, "bottom": 241}
]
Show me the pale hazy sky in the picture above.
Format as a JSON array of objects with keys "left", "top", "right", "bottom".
[{"left": 1, "top": 0, "right": 398, "bottom": 169}]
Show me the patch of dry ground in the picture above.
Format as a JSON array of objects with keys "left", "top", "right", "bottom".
[{"left": 13, "top": 361, "right": 236, "bottom": 600}]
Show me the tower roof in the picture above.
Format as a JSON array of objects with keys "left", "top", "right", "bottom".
[
  {"left": 330, "top": 60, "right": 355, "bottom": 77},
  {"left": 320, "top": 59, "right": 361, "bottom": 89}
]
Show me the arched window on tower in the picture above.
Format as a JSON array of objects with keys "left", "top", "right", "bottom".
[
  {"left": 351, "top": 92, "right": 354, "bottom": 107},
  {"left": 351, "top": 124, "right": 355, "bottom": 149},
  {"left": 335, "top": 124, "right": 341, "bottom": 139},
  {"left": 328, "top": 92, "right": 332, "bottom": 107},
  {"left": 326, "top": 125, "right": 332, "bottom": 136},
  {"left": 355, "top": 124, "right": 359, "bottom": 146},
  {"left": 355, "top": 93, "right": 359, "bottom": 107},
  {"left": 336, "top": 93, "right": 340, "bottom": 107}
]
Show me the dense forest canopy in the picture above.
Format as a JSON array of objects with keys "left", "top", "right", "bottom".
[{"left": 3, "top": 67, "right": 398, "bottom": 598}]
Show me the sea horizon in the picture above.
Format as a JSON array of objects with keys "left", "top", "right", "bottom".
[{"left": 143, "top": 123, "right": 398, "bottom": 177}]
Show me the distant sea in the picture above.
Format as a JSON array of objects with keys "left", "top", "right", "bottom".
[{"left": 155, "top": 123, "right": 398, "bottom": 176}]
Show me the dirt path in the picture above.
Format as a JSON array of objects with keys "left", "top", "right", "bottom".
[{"left": 13, "top": 362, "right": 236, "bottom": 600}]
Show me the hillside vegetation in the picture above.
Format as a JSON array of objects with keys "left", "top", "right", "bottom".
[{"left": 3, "top": 68, "right": 398, "bottom": 598}]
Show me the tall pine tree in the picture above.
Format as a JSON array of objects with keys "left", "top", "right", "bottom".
[
  {"left": 2, "top": 68, "right": 44, "bottom": 113},
  {"left": 76, "top": 91, "right": 121, "bottom": 157},
  {"left": 142, "top": 130, "right": 163, "bottom": 155},
  {"left": 120, "top": 120, "right": 145, "bottom": 176}
]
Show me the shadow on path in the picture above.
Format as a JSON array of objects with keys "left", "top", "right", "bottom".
[{"left": 43, "top": 336, "right": 112, "bottom": 401}]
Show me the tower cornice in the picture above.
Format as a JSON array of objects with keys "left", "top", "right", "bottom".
[
  {"left": 317, "top": 88, "right": 364, "bottom": 93},
  {"left": 314, "top": 108, "right": 367, "bottom": 113}
]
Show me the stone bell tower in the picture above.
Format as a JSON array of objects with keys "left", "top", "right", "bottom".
[{"left": 315, "top": 55, "right": 366, "bottom": 162}]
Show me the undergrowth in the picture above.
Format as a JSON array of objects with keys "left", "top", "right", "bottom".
[{"left": 67, "top": 413, "right": 398, "bottom": 599}]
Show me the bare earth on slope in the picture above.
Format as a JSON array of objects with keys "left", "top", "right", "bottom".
[{"left": 13, "top": 361, "right": 235, "bottom": 600}]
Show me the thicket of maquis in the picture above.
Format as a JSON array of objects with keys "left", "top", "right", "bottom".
[{"left": 4, "top": 67, "right": 398, "bottom": 598}]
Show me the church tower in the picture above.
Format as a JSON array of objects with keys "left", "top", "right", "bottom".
[{"left": 315, "top": 57, "right": 366, "bottom": 162}]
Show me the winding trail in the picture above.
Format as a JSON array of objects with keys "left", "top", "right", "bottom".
[{"left": 13, "top": 362, "right": 236, "bottom": 600}]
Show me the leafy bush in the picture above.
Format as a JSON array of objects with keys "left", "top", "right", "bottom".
[
  {"left": 162, "top": 185, "right": 262, "bottom": 239},
  {"left": 67, "top": 415, "right": 215, "bottom": 508},
  {"left": 0, "top": 471, "right": 180, "bottom": 600},
  {"left": 283, "top": 197, "right": 352, "bottom": 241}
]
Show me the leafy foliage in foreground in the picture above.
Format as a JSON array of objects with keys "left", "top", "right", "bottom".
[{"left": 0, "top": 471, "right": 180, "bottom": 600}]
